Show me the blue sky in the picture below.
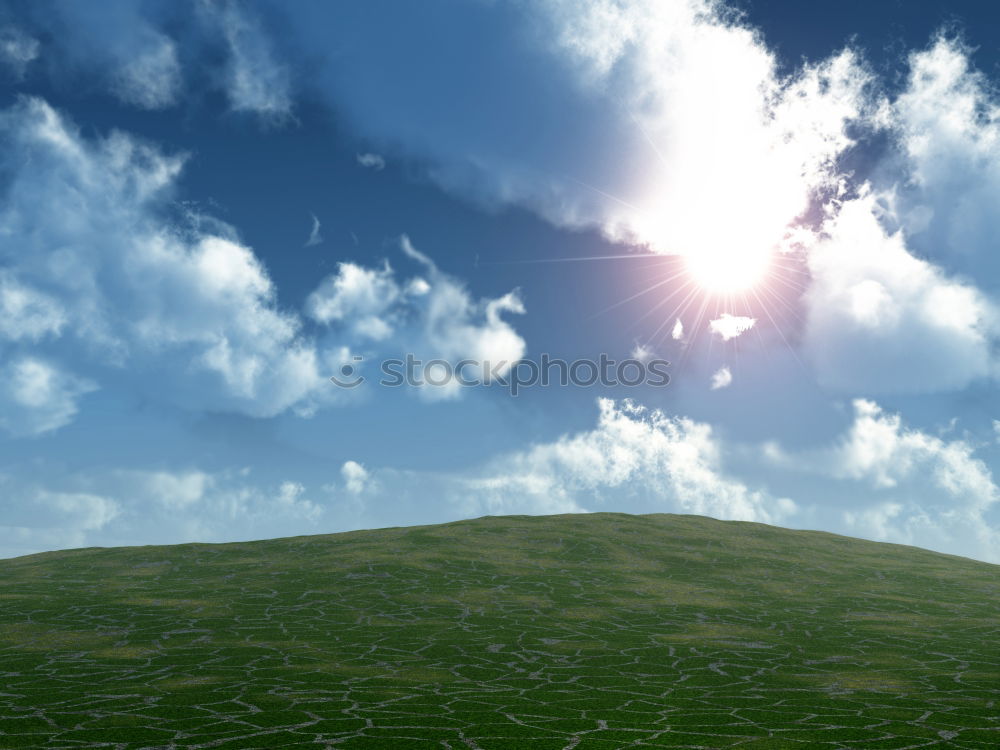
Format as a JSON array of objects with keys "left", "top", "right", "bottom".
[{"left": 1, "top": 0, "right": 998, "bottom": 562}]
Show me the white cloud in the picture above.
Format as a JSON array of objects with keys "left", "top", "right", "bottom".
[
  {"left": 536, "top": 5, "right": 870, "bottom": 262},
  {"left": 709, "top": 314, "right": 756, "bottom": 341},
  {"left": 890, "top": 37, "right": 1000, "bottom": 274},
  {"left": 710, "top": 366, "right": 732, "bottom": 390},
  {"left": 275, "top": 481, "right": 322, "bottom": 522},
  {"left": 631, "top": 343, "right": 653, "bottom": 363},
  {"left": 45, "top": 491, "right": 120, "bottom": 532},
  {"left": 671, "top": 318, "right": 684, "bottom": 341},
  {"left": 306, "top": 261, "right": 401, "bottom": 339},
  {"left": 0, "top": 358, "right": 96, "bottom": 437},
  {"left": 798, "top": 38, "right": 1000, "bottom": 395},
  {"left": 462, "top": 398, "right": 795, "bottom": 523},
  {"left": 767, "top": 399, "right": 1000, "bottom": 562},
  {"left": 803, "top": 189, "right": 996, "bottom": 393},
  {"left": 407, "top": 277, "right": 431, "bottom": 296},
  {"left": 341, "top": 460, "right": 370, "bottom": 494},
  {"left": 843, "top": 501, "right": 904, "bottom": 541},
  {"left": 356, "top": 152, "right": 385, "bottom": 170},
  {"left": 0, "top": 274, "right": 66, "bottom": 341},
  {"left": 126, "top": 470, "right": 212, "bottom": 510},
  {"left": 832, "top": 401, "right": 998, "bottom": 503}
]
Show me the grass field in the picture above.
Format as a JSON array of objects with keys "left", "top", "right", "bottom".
[{"left": 0, "top": 513, "right": 997, "bottom": 748}]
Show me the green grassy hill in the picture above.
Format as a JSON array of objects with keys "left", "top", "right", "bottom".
[{"left": 1, "top": 513, "right": 997, "bottom": 748}]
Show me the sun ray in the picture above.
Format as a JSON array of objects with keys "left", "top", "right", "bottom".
[{"left": 590, "top": 263, "right": 691, "bottom": 320}]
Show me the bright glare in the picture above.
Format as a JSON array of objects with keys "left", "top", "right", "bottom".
[{"left": 684, "top": 246, "right": 772, "bottom": 293}]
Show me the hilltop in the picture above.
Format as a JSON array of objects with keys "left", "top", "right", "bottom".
[{"left": 1, "top": 513, "right": 997, "bottom": 748}]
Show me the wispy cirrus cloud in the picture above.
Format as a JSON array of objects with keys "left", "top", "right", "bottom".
[
  {"left": 205, "top": 0, "right": 293, "bottom": 119},
  {"left": 304, "top": 213, "right": 323, "bottom": 247},
  {"left": 0, "top": 26, "right": 39, "bottom": 79}
]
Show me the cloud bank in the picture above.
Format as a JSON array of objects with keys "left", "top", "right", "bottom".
[
  {"left": 0, "top": 398, "right": 796, "bottom": 558},
  {"left": 766, "top": 399, "right": 1000, "bottom": 562}
]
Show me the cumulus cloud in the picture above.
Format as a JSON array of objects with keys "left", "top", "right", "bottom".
[
  {"left": 803, "top": 188, "right": 996, "bottom": 393},
  {"left": 461, "top": 398, "right": 795, "bottom": 523},
  {"left": 306, "top": 261, "right": 402, "bottom": 340},
  {"left": 832, "top": 401, "right": 997, "bottom": 502},
  {"left": 341, "top": 460, "right": 370, "bottom": 494},
  {"left": 887, "top": 37, "right": 1000, "bottom": 282},
  {"left": 0, "top": 97, "right": 334, "bottom": 420},
  {"left": 799, "top": 37, "right": 1000, "bottom": 395},
  {"left": 710, "top": 366, "right": 732, "bottom": 390},
  {"left": 709, "top": 314, "right": 756, "bottom": 341}
]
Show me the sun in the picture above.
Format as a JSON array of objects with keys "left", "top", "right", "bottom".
[{"left": 684, "top": 245, "right": 772, "bottom": 294}]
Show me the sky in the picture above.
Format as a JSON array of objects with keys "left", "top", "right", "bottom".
[{"left": 1, "top": 0, "right": 998, "bottom": 562}]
